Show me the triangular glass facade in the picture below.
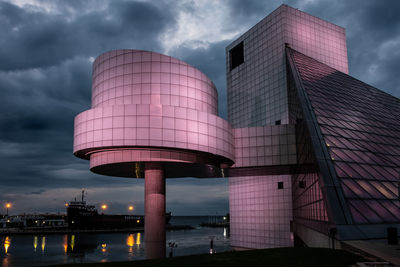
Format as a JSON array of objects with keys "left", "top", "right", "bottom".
[{"left": 287, "top": 47, "right": 400, "bottom": 239}]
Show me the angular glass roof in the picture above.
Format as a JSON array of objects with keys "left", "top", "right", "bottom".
[{"left": 287, "top": 48, "right": 400, "bottom": 225}]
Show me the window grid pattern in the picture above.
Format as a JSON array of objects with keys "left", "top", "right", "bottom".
[
  {"left": 288, "top": 63, "right": 330, "bottom": 224},
  {"left": 229, "top": 175, "right": 293, "bottom": 249},
  {"left": 233, "top": 124, "right": 296, "bottom": 167},
  {"left": 226, "top": 4, "right": 348, "bottom": 128},
  {"left": 92, "top": 50, "right": 218, "bottom": 114},
  {"left": 291, "top": 49, "right": 400, "bottom": 224},
  {"left": 74, "top": 104, "right": 234, "bottom": 161}
]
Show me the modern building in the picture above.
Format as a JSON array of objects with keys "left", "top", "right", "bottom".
[
  {"left": 226, "top": 4, "right": 399, "bottom": 250},
  {"left": 73, "top": 50, "right": 235, "bottom": 258},
  {"left": 73, "top": 4, "right": 400, "bottom": 256}
]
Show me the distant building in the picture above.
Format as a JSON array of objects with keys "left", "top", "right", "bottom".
[{"left": 73, "top": 4, "right": 400, "bottom": 253}]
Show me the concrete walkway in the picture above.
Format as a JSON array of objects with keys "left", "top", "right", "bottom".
[{"left": 343, "top": 240, "right": 400, "bottom": 266}]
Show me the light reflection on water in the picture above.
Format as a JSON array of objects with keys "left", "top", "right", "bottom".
[{"left": 0, "top": 224, "right": 230, "bottom": 266}]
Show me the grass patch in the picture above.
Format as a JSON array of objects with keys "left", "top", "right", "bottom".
[{"left": 48, "top": 247, "right": 366, "bottom": 267}]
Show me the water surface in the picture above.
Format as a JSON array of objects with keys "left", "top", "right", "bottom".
[{"left": 0, "top": 216, "right": 230, "bottom": 266}]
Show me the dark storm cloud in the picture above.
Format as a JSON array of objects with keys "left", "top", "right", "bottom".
[
  {"left": 0, "top": 0, "right": 398, "bottom": 215},
  {"left": 0, "top": 0, "right": 177, "bottom": 193},
  {"left": 0, "top": 1, "right": 175, "bottom": 70}
]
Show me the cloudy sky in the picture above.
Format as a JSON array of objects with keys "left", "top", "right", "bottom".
[{"left": 0, "top": 0, "right": 399, "bottom": 215}]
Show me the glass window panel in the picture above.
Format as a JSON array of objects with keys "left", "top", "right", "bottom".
[
  {"left": 340, "top": 180, "right": 358, "bottom": 198},
  {"left": 342, "top": 149, "right": 366, "bottom": 163},
  {"left": 349, "top": 203, "right": 368, "bottom": 224},
  {"left": 330, "top": 149, "right": 352, "bottom": 161},
  {"left": 317, "top": 116, "right": 329, "bottom": 125},
  {"left": 349, "top": 200, "right": 382, "bottom": 223},
  {"left": 365, "top": 200, "right": 396, "bottom": 223},
  {"left": 349, "top": 163, "right": 374, "bottom": 179},
  {"left": 334, "top": 163, "right": 348, "bottom": 177},
  {"left": 393, "top": 200, "right": 400, "bottom": 209},
  {"left": 324, "top": 135, "right": 343, "bottom": 148},
  {"left": 383, "top": 167, "right": 399, "bottom": 179},
  {"left": 382, "top": 201, "right": 400, "bottom": 220},
  {"left": 360, "top": 165, "right": 382, "bottom": 180},
  {"left": 337, "top": 137, "right": 358, "bottom": 150},
  {"left": 342, "top": 179, "right": 370, "bottom": 198},
  {"left": 355, "top": 180, "right": 385, "bottom": 199},
  {"left": 371, "top": 166, "right": 394, "bottom": 181},
  {"left": 335, "top": 162, "right": 360, "bottom": 178},
  {"left": 365, "top": 152, "right": 387, "bottom": 166},
  {"left": 350, "top": 150, "right": 372, "bottom": 164},
  {"left": 382, "top": 182, "right": 398, "bottom": 196},
  {"left": 369, "top": 181, "right": 397, "bottom": 199}
]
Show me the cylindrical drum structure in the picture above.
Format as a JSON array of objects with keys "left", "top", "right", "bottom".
[
  {"left": 73, "top": 50, "right": 235, "bottom": 259},
  {"left": 74, "top": 49, "right": 234, "bottom": 178}
]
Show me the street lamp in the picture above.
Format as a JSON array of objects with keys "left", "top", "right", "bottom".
[
  {"left": 128, "top": 205, "right": 134, "bottom": 211},
  {"left": 101, "top": 204, "right": 108, "bottom": 211},
  {"left": 5, "top": 203, "right": 11, "bottom": 216}
]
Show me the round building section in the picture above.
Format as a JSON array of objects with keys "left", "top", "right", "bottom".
[{"left": 74, "top": 50, "right": 234, "bottom": 178}]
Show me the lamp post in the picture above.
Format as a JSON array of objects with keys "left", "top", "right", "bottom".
[
  {"left": 128, "top": 205, "right": 134, "bottom": 212},
  {"left": 5, "top": 203, "right": 11, "bottom": 216}
]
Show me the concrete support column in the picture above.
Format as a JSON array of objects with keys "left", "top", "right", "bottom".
[{"left": 144, "top": 162, "right": 166, "bottom": 259}]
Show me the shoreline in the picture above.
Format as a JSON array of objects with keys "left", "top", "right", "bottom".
[{"left": 0, "top": 224, "right": 194, "bottom": 236}]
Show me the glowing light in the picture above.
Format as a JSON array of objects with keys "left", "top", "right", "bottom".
[
  {"left": 136, "top": 233, "right": 141, "bottom": 245},
  {"left": 128, "top": 206, "right": 134, "bottom": 211},
  {"left": 101, "top": 243, "right": 107, "bottom": 253},
  {"left": 33, "top": 236, "right": 38, "bottom": 251},
  {"left": 4, "top": 236, "right": 10, "bottom": 254},
  {"left": 126, "top": 234, "right": 135, "bottom": 247},
  {"left": 63, "top": 235, "right": 68, "bottom": 253},
  {"left": 41, "top": 236, "right": 46, "bottom": 252},
  {"left": 71, "top": 235, "right": 75, "bottom": 251},
  {"left": 101, "top": 204, "right": 108, "bottom": 210},
  {"left": 5, "top": 203, "right": 11, "bottom": 209},
  {"left": 65, "top": 203, "right": 69, "bottom": 207},
  {"left": 223, "top": 227, "right": 227, "bottom": 237},
  {"left": 136, "top": 219, "right": 140, "bottom": 223}
]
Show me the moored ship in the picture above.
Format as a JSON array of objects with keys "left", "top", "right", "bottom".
[{"left": 67, "top": 191, "right": 171, "bottom": 229}]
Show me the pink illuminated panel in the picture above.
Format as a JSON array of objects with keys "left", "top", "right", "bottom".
[
  {"left": 229, "top": 175, "right": 293, "bottom": 249},
  {"left": 233, "top": 125, "right": 296, "bottom": 167},
  {"left": 74, "top": 104, "right": 234, "bottom": 161},
  {"left": 91, "top": 50, "right": 218, "bottom": 115},
  {"left": 74, "top": 49, "right": 234, "bottom": 178},
  {"left": 227, "top": 4, "right": 348, "bottom": 127}
]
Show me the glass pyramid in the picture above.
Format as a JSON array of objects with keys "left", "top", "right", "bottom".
[{"left": 287, "top": 47, "right": 400, "bottom": 239}]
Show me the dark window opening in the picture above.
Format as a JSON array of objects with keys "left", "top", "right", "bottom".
[
  {"left": 278, "top": 181, "right": 284, "bottom": 189},
  {"left": 299, "top": 180, "right": 305, "bottom": 188},
  {"left": 275, "top": 120, "right": 281, "bottom": 125},
  {"left": 229, "top": 42, "right": 244, "bottom": 70}
]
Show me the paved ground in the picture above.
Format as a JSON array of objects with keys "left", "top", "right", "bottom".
[{"left": 343, "top": 240, "right": 400, "bottom": 266}]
